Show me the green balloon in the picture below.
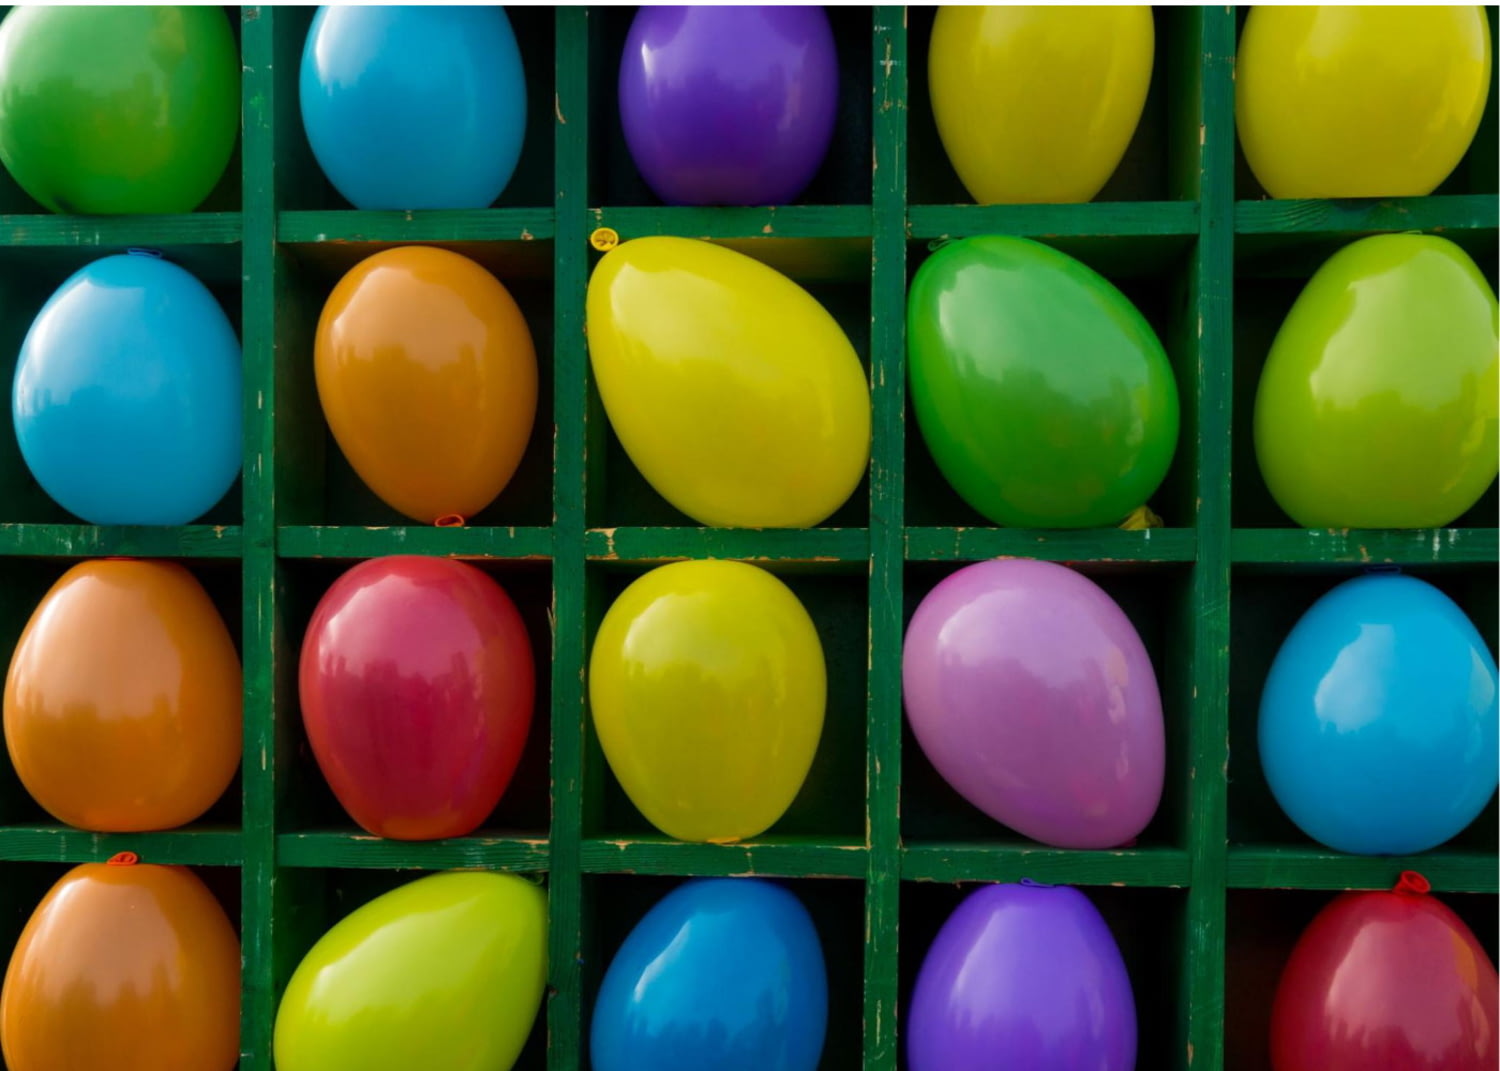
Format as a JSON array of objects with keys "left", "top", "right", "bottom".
[
  {"left": 1254, "top": 234, "right": 1498, "bottom": 529},
  {"left": 0, "top": 6, "right": 239, "bottom": 215},
  {"left": 907, "top": 236, "right": 1180, "bottom": 528}
]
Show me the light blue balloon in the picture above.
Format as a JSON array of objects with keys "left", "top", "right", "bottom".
[
  {"left": 300, "top": 6, "right": 527, "bottom": 210},
  {"left": 1259, "top": 572, "right": 1498, "bottom": 856},
  {"left": 590, "top": 878, "right": 827, "bottom": 1071},
  {"left": 12, "top": 252, "right": 242, "bottom": 526}
]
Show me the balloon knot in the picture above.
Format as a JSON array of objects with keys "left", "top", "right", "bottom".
[
  {"left": 125, "top": 247, "right": 163, "bottom": 259},
  {"left": 1363, "top": 564, "right": 1402, "bottom": 575},
  {"left": 106, "top": 852, "right": 139, "bottom": 867},
  {"left": 590, "top": 227, "right": 620, "bottom": 252},
  {"left": 1119, "top": 505, "right": 1163, "bottom": 531},
  {"left": 1019, "top": 877, "right": 1054, "bottom": 888},
  {"left": 1394, "top": 870, "right": 1431, "bottom": 896},
  {"left": 434, "top": 514, "right": 467, "bottom": 528}
]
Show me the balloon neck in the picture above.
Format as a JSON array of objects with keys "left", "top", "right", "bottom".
[
  {"left": 106, "top": 852, "right": 139, "bottom": 867},
  {"left": 1363, "top": 564, "right": 1402, "bottom": 575},
  {"left": 434, "top": 514, "right": 467, "bottom": 528},
  {"left": 1119, "top": 504, "right": 1162, "bottom": 531},
  {"left": 1394, "top": 870, "right": 1431, "bottom": 897},
  {"left": 125, "top": 247, "right": 164, "bottom": 259},
  {"left": 1019, "top": 877, "right": 1055, "bottom": 889}
]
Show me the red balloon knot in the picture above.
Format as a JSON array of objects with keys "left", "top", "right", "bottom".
[{"left": 1394, "top": 870, "right": 1431, "bottom": 896}]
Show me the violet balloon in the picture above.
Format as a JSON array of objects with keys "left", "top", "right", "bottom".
[
  {"left": 903, "top": 560, "right": 1165, "bottom": 849},
  {"left": 618, "top": 6, "right": 838, "bottom": 206}
]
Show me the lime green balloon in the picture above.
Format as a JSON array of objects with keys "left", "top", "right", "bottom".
[
  {"left": 1254, "top": 234, "right": 1498, "bottom": 529},
  {"left": 273, "top": 871, "right": 547, "bottom": 1071},
  {"left": 907, "top": 236, "right": 1180, "bottom": 528},
  {"left": 0, "top": 6, "right": 239, "bottom": 215}
]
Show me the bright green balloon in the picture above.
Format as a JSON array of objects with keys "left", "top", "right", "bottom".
[
  {"left": 907, "top": 236, "right": 1180, "bottom": 528},
  {"left": 1255, "top": 234, "right": 1498, "bottom": 529},
  {"left": 273, "top": 871, "right": 547, "bottom": 1071},
  {"left": 0, "top": 6, "right": 239, "bottom": 215}
]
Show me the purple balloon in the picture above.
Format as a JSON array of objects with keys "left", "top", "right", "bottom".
[
  {"left": 908, "top": 882, "right": 1138, "bottom": 1071},
  {"left": 902, "top": 559, "right": 1165, "bottom": 849},
  {"left": 618, "top": 6, "right": 839, "bottom": 206}
]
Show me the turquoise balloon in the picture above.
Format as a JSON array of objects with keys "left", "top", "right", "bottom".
[{"left": 907, "top": 236, "right": 1180, "bottom": 528}]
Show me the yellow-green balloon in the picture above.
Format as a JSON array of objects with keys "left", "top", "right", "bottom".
[
  {"left": 1254, "top": 234, "right": 1498, "bottom": 529},
  {"left": 273, "top": 871, "right": 547, "bottom": 1071}
]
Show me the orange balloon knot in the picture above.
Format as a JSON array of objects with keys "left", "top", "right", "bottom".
[
  {"left": 434, "top": 514, "right": 467, "bottom": 528},
  {"left": 106, "top": 851, "right": 139, "bottom": 867},
  {"left": 1394, "top": 870, "right": 1431, "bottom": 896}
]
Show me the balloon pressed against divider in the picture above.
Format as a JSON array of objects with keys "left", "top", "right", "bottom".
[
  {"left": 315, "top": 246, "right": 538, "bottom": 525},
  {"left": 928, "top": 6, "right": 1154, "bottom": 204},
  {"left": 4, "top": 560, "right": 242, "bottom": 833},
  {"left": 586, "top": 236, "right": 870, "bottom": 528},
  {"left": 1253, "top": 233, "right": 1498, "bottom": 529},
  {"left": 1237, "top": 7, "right": 1492, "bottom": 199},
  {"left": 589, "top": 560, "right": 826, "bottom": 843}
]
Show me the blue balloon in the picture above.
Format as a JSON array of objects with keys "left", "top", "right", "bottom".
[
  {"left": 1259, "top": 572, "right": 1499, "bottom": 855},
  {"left": 300, "top": 6, "right": 527, "bottom": 210},
  {"left": 590, "top": 878, "right": 827, "bottom": 1071},
  {"left": 12, "top": 252, "right": 242, "bottom": 526}
]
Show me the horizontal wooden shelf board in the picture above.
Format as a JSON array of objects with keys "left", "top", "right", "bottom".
[
  {"left": 0, "top": 212, "right": 242, "bottom": 247},
  {"left": 585, "top": 526, "right": 869, "bottom": 563},
  {"left": 1235, "top": 194, "right": 1499, "bottom": 237},
  {"left": 276, "top": 832, "right": 549, "bottom": 871},
  {"left": 905, "top": 526, "right": 1196, "bottom": 563},
  {"left": 0, "top": 523, "right": 242, "bottom": 559},
  {"left": 0, "top": 826, "right": 243, "bottom": 866},
  {"left": 580, "top": 836, "right": 868, "bottom": 878},
  {"left": 1227, "top": 846, "right": 1499, "bottom": 894},
  {"left": 901, "top": 843, "right": 1192, "bottom": 887},
  {"left": 1231, "top": 528, "right": 1498, "bottom": 566},
  {"left": 277, "top": 525, "right": 553, "bottom": 560},
  {"left": 907, "top": 201, "right": 1200, "bottom": 240},
  {"left": 278, "top": 207, "right": 555, "bottom": 244},
  {"left": 589, "top": 204, "right": 871, "bottom": 241}
]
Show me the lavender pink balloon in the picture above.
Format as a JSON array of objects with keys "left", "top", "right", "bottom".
[{"left": 902, "top": 559, "right": 1165, "bottom": 849}]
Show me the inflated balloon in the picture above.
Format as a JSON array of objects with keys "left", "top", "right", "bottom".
[
  {"left": 587, "top": 237, "right": 869, "bottom": 528},
  {"left": 299, "top": 556, "right": 535, "bottom": 840},
  {"left": 1238, "top": 7, "right": 1492, "bottom": 198},
  {"left": 1, "top": 859, "right": 240, "bottom": 1071},
  {"left": 1254, "top": 234, "right": 1498, "bottom": 529},
  {"left": 0, "top": 6, "right": 238, "bottom": 214},
  {"left": 12, "top": 252, "right": 242, "bottom": 525},
  {"left": 908, "top": 881, "right": 1136, "bottom": 1070},
  {"left": 589, "top": 561, "right": 825, "bottom": 842},
  {"left": 315, "top": 246, "right": 538, "bottom": 524},
  {"left": 301, "top": 7, "right": 527, "bottom": 209},
  {"left": 928, "top": 7, "right": 1154, "bottom": 204},
  {"left": 1259, "top": 573, "right": 1498, "bottom": 856},
  {"left": 619, "top": 7, "right": 838, "bottom": 206},
  {"left": 908, "top": 236, "right": 1179, "bottom": 528},
  {"left": 591, "top": 879, "right": 827, "bottom": 1071},
  {"left": 1271, "top": 871, "right": 1499, "bottom": 1070},
  {"left": 903, "top": 559, "right": 1165, "bottom": 849},
  {"left": 275, "top": 871, "right": 547, "bottom": 1071},
  {"left": 4, "top": 560, "right": 241, "bottom": 832}
]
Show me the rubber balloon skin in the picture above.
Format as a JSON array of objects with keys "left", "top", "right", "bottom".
[
  {"left": 587, "top": 237, "right": 869, "bottom": 528},
  {"left": 908, "top": 882, "right": 1136, "bottom": 1071},
  {"left": 12, "top": 253, "right": 243, "bottom": 525},
  {"left": 929, "top": 7, "right": 1154, "bottom": 204},
  {"left": 1254, "top": 234, "right": 1498, "bottom": 529},
  {"left": 315, "top": 246, "right": 538, "bottom": 525},
  {"left": 591, "top": 879, "right": 827, "bottom": 1071},
  {"left": 908, "top": 236, "right": 1179, "bottom": 528},
  {"left": 275, "top": 871, "right": 547, "bottom": 1071},
  {"left": 301, "top": 7, "right": 527, "bottom": 209},
  {"left": 1, "top": 861, "right": 240, "bottom": 1071},
  {"left": 4, "top": 561, "right": 242, "bottom": 832},
  {"left": 1238, "top": 8, "right": 1491, "bottom": 199},
  {"left": 619, "top": 7, "right": 838, "bottom": 206},
  {"left": 589, "top": 561, "right": 825, "bottom": 843},
  {"left": 1271, "top": 873, "right": 1499, "bottom": 1071},
  {"left": 903, "top": 560, "right": 1165, "bottom": 849},
  {"left": 299, "top": 556, "right": 535, "bottom": 840},
  {"left": 1259, "top": 573, "right": 1498, "bottom": 856}
]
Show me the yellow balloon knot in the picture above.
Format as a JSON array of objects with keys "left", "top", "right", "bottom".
[
  {"left": 590, "top": 227, "right": 620, "bottom": 252},
  {"left": 1119, "top": 505, "right": 1163, "bottom": 530}
]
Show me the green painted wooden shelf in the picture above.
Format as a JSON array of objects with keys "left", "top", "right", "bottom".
[
  {"left": 278, "top": 207, "right": 556, "bottom": 244},
  {"left": 276, "top": 833, "right": 550, "bottom": 872},
  {"left": 1226, "top": 847, "right": 1499, "bottom": 894},
  {"left": 277, "top": 524, "right": 554, "bottom": 560},
  {"left": 579, "top": 837, "right": 869, "bottom": 879},
  {"left": 0, "top": 826, "right": 243, "bottom": 866},
  {"left": 0, "top": 523, "right": 243, "bottom": 558}
]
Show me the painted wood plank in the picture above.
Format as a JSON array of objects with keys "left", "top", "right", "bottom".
[
  {"left": 277, "top": 833, "right": 549, "bottom": 872},
  {"left": 0, "top": 523, "right": 242, "bottom": 558},
  {"left": 1232, "top": 528, "right": 1498, "bottom": 566},
  {"left": 908, "top": 200, "right": 1199, "bottom": 239},
  {"left": 584, "top": 526, "right": 868, "bottom": 562},
  {"left": 278, "top": 524, "right": 554, "bottom": 560},
  {"left": 1227, "top": 847, "right": 1499, "bottom": 894},
  {"left": 1236, "top": 193, "right": 1498, "bottom": 236},
  {"left": 902, "top": 844, "right": 1192, "bottom": 888},
  {"left": 905, "top": 526, "right": 1196, "bottom": 562},
  {"left": 278, "top": 207, "right": 555, "bottom": 244},
  {"left": 0, "top": 826, "right": 243, "bottom": 866},
  {"left": 0, "top": 212, "right": 242, "bottom": 246},
  {"left": 580, "top": 836, "right": 868, "bottom": 878},
  {"left": 590, "top": 204, "right": 871, "bottom": 240}
]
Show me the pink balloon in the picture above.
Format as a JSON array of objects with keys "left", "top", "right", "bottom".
[{"left": 902, "top": 560, "right": 1165, "bottom": 849}]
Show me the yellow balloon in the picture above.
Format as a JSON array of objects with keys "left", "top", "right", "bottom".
[
  {"left": 928, "top": 6, "right": 1154, "bottom": 204},
  {"left": 588, "top": 561, "right": 825, "bottom": 843},
  {"left": 1237, "top": 7, "right": 1492, "bottom": 199},
  {"left": 586, "top": 237, "right": 870, "bottom": 528}
]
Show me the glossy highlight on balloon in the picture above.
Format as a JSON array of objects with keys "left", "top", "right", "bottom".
[
  {"left": 590, "top": 879, "right": 828, "bottom": 1071},
  {"left": 619, "top": 6, "right": 839, "bottom": 206},
  {"left": 301, "top": 6, "right": 528, "bottom": 209},
  {"left": 589, "top": 560, "right": 826, "bottom": 843},
  {"left": 1238, "top": 7, "right": 1492, "bottom": 199},
  {"left": 299, "top": 556, "right": 536, "bottom": 840},
  {"left": 903, "top": 559, "right": 1165, "bottom": 849},
  {"left": 928, "top": 6, "right": 1154, "bottom": 204},
  {"left": 315, "top": 246, "right": 539, "bottom": 525},
  {"left": 586, "top": 236, "right": 870, "bottom": 528},
  {"left": 907, "top": 235, "right": 1179, "bottom": 528},
  {"left": 1258, "top": 573, "right": 1499, "bottom": 856},
  {"left": 0, "top": 860, "right": 241, "bottom": 1071},
  {"left": 4, "top": 560, "right": 242, "bottom": 832},
  {"left": 275, "top": 871, "right": 548, "bottom": 1071},
  {"left": 1254, "top": 233, "right": 1498, "bottom": 529}
]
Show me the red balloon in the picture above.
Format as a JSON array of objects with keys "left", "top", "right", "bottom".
[
  {"left": 1271, "top": 871, "right": 1499, "bottom": 1071},
  {"left": 298, "top": 556, "right": 535, "bottom": 840}
]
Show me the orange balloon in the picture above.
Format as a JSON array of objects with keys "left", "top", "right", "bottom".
[
  {"left": 315, "top": 246, "right": 539, "bottom": 524},
  {"left": 3, "top": 559, "right": 242, "bottom": 832},
  {"left": 0, "top": 860, "right": 240, "bottom": 1071}
]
